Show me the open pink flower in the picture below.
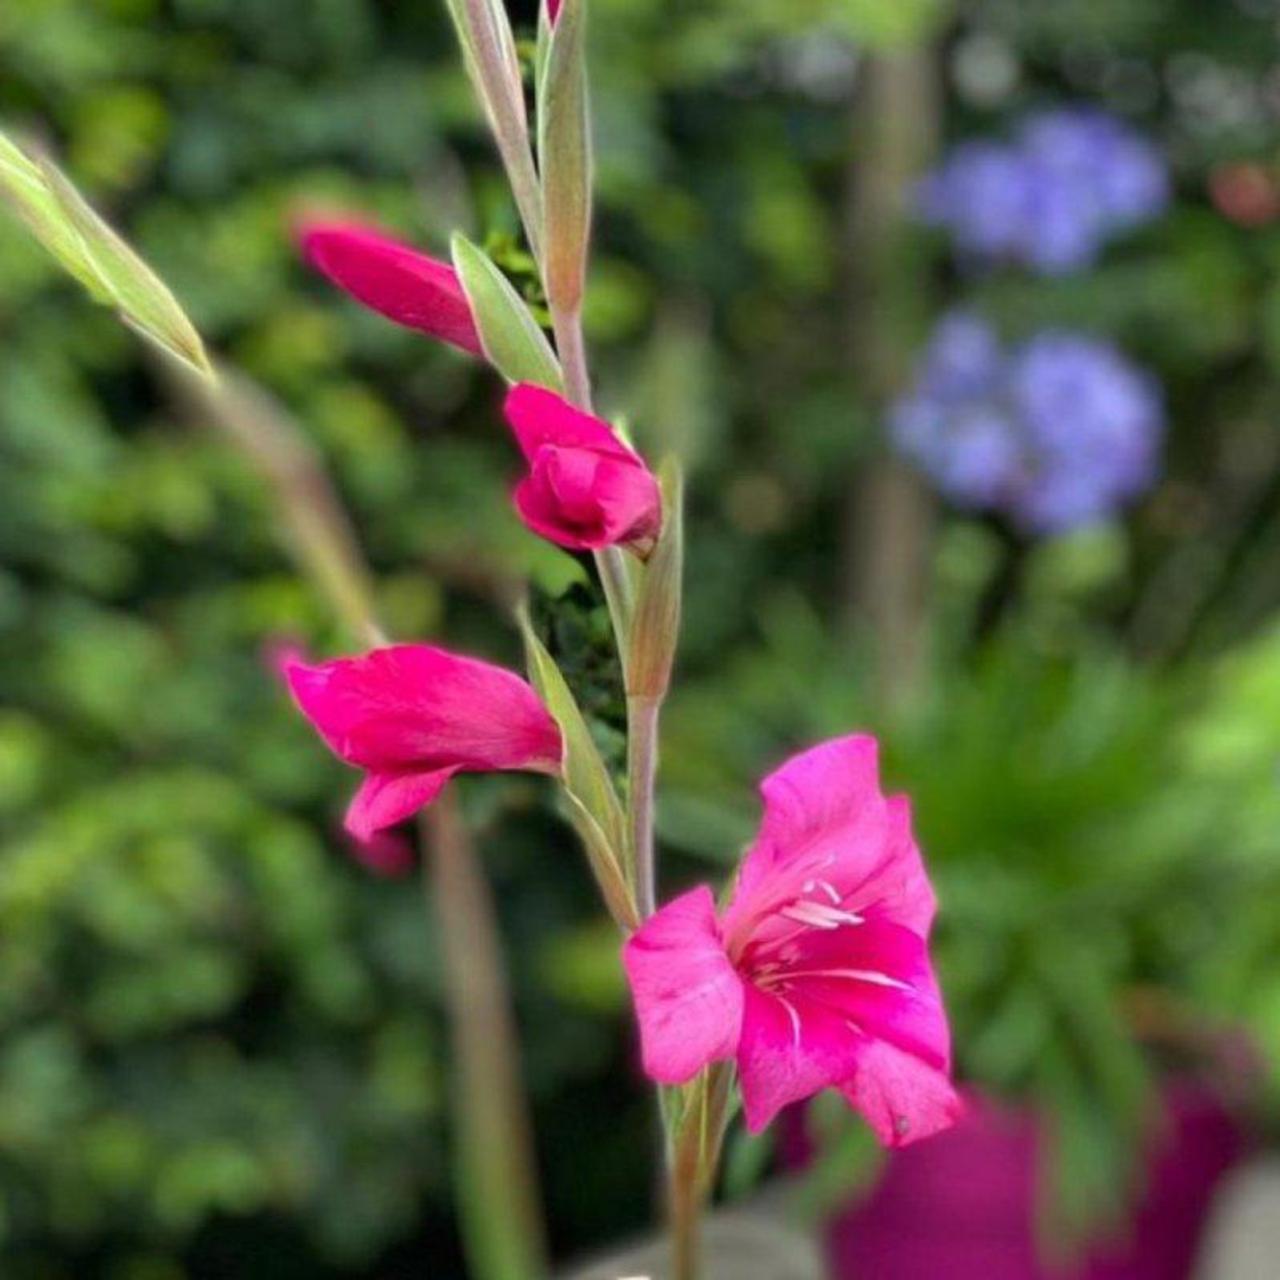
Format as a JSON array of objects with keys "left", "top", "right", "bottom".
[
  {"left": 623, "top": 735, "right": 960, "bottom": 1146},
  {"left": 299, "top": 220, "right": 483, "bottom": 356},
  {"left": 504, "top": 384, "right": 662, "bottom": 552},
  {"left": 284, "top": 644, "right": 562, "bottom": 841}
]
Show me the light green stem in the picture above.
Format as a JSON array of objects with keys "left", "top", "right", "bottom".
[
  {"left": 422, "top": 801, "right": 548, "bottom": 1280},
  {"left": 627, "top": 694, "right": 660, "bottom": 919}
]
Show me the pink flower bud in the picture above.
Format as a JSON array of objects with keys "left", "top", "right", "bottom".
[
  {"left": 283, "top": 644, "right": 562, "bottom": 840},
  {"left": 504, "top": 384, "right": 662, "bottom": 552},
  {"left": 547, "top": 0, "right": 562, "bottom": 22},
  {"left": 299, "top": 220, "right": 483, "bottom": 356},
  {"left": 623, "top": 735, "right": 961, "bottom": 1146}
]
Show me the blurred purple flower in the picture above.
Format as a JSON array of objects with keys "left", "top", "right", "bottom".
[
  {"left": 891, "top": 313, "right": 1164, "bottom": 534},
  {"left": 919, "top": 107, "right": 1168, "bottom": 274}
]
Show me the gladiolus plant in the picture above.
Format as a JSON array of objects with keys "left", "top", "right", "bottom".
[
  {"left": 0, "top": 1, "right": 959, "bottom": 1274},
  {"left": 290, "top": 1, "right": 961, "bottom": 1274}
]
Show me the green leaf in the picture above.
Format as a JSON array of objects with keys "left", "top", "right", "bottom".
[
  {"left": 443, "top": 0, "right": 544, "bottom": 259},
  {"left": 537, "top": 0, "right": 591, "bottom": 314},
  {"left": 0, "top": 129, "right": 211, "bottom": 377},
  {"left": 451, "top": 233, "right": 563, "bottom": 391},
  {"left": 627, "top": 457, "right": 684, "bottom": 700},
  {"left": 519, "top": 608, "right": 634, "bottom": 928},
  {"left": 39, "top": 159, "right": 211, "bottom": 377},
  {"left": 0, "top": 131, "right": 109, "bottom": 298}
]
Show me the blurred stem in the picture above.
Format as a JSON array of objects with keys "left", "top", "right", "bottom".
[
  {"left": 178, "top": 366, "right": 385, "bottom": 647},
  {"left": 839, "top": 46, "right": 940, "bottom": 708},
  {"left": 170, "top": 360, "right": 546, "bottom": 1280},
  {"left": 627, "top": 694, "right": 660, "bottom": 918},
  {"left": 422, "top": 799, "right": 548, "bottom": 1280}
]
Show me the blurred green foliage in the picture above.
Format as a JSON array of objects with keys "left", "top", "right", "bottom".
[{"left": 4, "top": 0, "right": 1280, "bottom": 1275}]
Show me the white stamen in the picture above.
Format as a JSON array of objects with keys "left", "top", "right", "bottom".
[
  {"left": 776, "top": 994, "right": 803, "bottom": 1047},
  {"left": 784, "top": 968, "right": 912, "bottom": 991},
  {"left": 781, "top": 902, "right": 865, "bottom": 930}
]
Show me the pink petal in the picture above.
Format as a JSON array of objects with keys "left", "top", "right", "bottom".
[
  {"left": 284, "top": 645, "right": 562, "bottom": 776},
  {"left": 345, "top": 768, "right": 457, "bottom": 841},
  {"left": 623, "top": 887, "right": 745, "bottom": 1085},
  {"left": 724, "top": 736, "right": 891, "bottom": 949},
  {"left": 513, "top": 450, "right": 662, "bottom": 551},
  {"left": 850, "top": 795, "right": 938, "bottom": 937},
  {"left": 839, "top": 1040, "right": 964, "bottom": 1148},
  {"left": 772, "top": 921, "right": 951, "bottom": 1073},
  {"left": 504, "top": 385, "right": 639, "bottom": 466},
  {"left": 547, "top": 0, "right": 562, "bottom": 22},
  {"left": 737, "top": 983, "right": 865, "bottom": 1134},
  {"left": 299, "top": 220, "right": 483, "bottom": 356}
]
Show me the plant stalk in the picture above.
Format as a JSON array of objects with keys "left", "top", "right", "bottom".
[
  {"left": 627, "top": 693, "right": 661, "bottom": 919},
  {"left": 422, "top": 799, "right": 548, "bottom": 1280},
  {"left": 668, "top": 1064, "right": 734, "bottom": 1280}
]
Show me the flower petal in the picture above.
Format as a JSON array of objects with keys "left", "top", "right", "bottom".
[
  {"left": 284, "top": 645, "right": 563, "bottom": 775},
  {"left": 504, "top": 384, "right": 639, "bottom": 465},
  {"left": 513, "top": 450, "right": 663, "bottom": 550},
  {"left": 725, "top": 736, "right": 891, "bottom": 947},
  {"left": 839, "top": 1040, "right": 964, "bottom": 1148},
  {"left": 623, "top": 886, "right": 744, "bottom": 1085},
  {"left": 775, "top": 920, "right": 951, "bottom": 1072},
  {"left": 300, "top": 220, "right": 483, "bottom": 355},
  {"left": 345, "top": 767, "right": 458, "bottom": 841},
  {"left": 737, "top": 983, "right": 864, "bottom": 1134}
]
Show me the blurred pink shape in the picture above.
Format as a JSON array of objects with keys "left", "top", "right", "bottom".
[{"left": 814, "top": 1084, "right": 1244, "bottom": 1280}]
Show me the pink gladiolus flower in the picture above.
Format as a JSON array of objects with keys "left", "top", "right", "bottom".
[
  {"left": 299, "top": 220, "right": 483, "bottom": 356},
  {"left": 284, "top": 645, "right": 562, "bottom": 841},
  {"left": 504, "top": 384, "right": 663, "bottom": 552},
  {"left": 623, "top": 735, "right": 960, "bottom": 1146}
]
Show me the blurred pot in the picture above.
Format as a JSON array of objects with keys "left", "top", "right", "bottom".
[{"left": 561, "top": 1200, "right": 823, "bottom": 1280}]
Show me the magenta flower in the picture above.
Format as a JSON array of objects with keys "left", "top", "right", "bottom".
[
  {"left": 299, "top": 220, "right": 483, "bottom": 356},
  {"left": 623, "top": 735, "right": 960, "bottom": 1145},
  {"left": 284, "top": 644, "right": 563, "bottom": 841},
  {"left": 547, "top": 0, "right": 562, "bottom": 21},
  {"left": 504, "top": 384, "right": 663, "bottom": 552}
]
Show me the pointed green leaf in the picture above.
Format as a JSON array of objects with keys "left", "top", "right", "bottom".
[
  {"left": 39, "top": 158, "right": 211, "bottom": 376},
  {"left": 443, "top": 0, "right": 544, "bottom": 259},
  {"left": 519, "top": 608, "right": 630, "bottom": 881},
  {"left": 561, "top": 794, "right": 639, "bottom": 931},
  {"left": 0, "top": 131, "right": 106, "bottom": 297},
  {"left": 537, "top": 0, "right": 591, "bottom": 314},
  {"left": 0, "top": 129, "right": 211, "bottom": 377},
  {"left": 627, "top": 457, "right": 684, "bottom": 700},
  {"left": 452, "top": 233, "right": 563, "bottom": 391}
]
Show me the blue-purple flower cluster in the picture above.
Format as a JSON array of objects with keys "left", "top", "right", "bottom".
[
  {"left": 892, "top": 312, "right": 1164, "bottom": 532},
  {"left": 919, "top": 108, "right": 1169, "bottom": 274}
]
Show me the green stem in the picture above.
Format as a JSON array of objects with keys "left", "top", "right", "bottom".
[
  {"left": 627, "top": 694, "right": 660, "bottom": 918},
  {"left": 668, "top": 1065, "right": 734, "bottom": 1280},
  {"left": 422, "top": 800, "right": 548, "bottom": 1280}
]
